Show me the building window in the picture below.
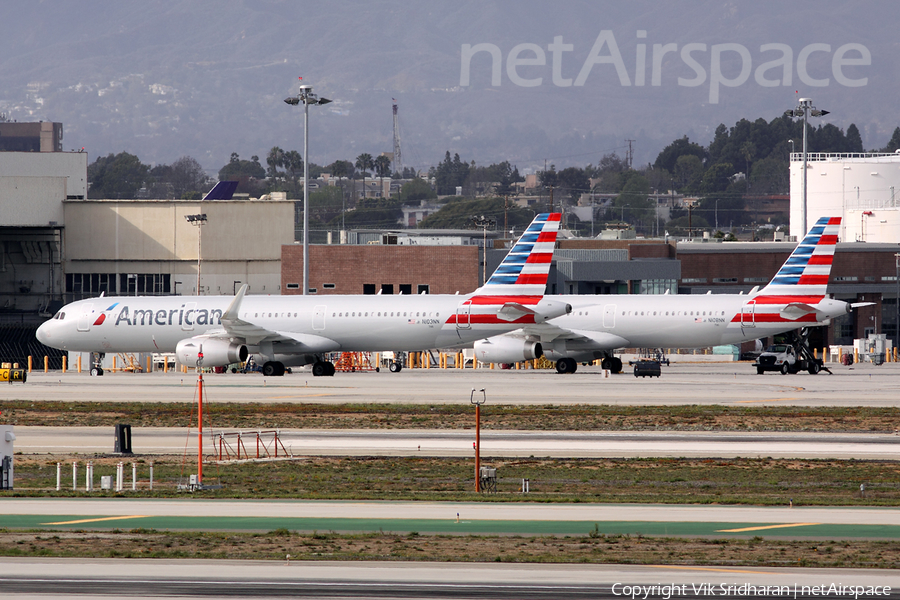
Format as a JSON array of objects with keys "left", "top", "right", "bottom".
[
  {"left": 120, "top": 273, "right": 170, "bottom": 295},
  {"left": 323, "top": 283, "right": 336, "bottom": 289},
  {"left": 681, "top": 278, "right": 707, "bottom": 284},
  {"left": 417, "top": 284, "right": 429, "bottom": 294},
  {"left": 712, "top": 277, "right": 738, "bottom": 284},
  {"left": 381, "top": 284, "right": 394, "bottom": 294},
  {"left": 286, "top": 283, "right": 300, "bottom": 289},
  {"left": 66, "top": 273, "right": 117, "bottom": 295},
  {"left": 399, "top": 284, "right": 412, "bottom": 295},
  {"left": 834, "top": 276, "right": 858, "bottom": 282},
  {"left": 634, "top": 279, "right": 677, "bottom": 294},
  {"left": 363, "top": 284, "right": 376, "bottom": 294},
  {"left": 743, "top": 277, "right": 768, "bottom": 283}
]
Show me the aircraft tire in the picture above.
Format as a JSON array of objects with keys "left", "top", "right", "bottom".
[
  {"left": 263, "top": 362, "right": 285, "bottom": 377},
  {"left": 312, "top": 362, "right": 327, "bottom": 377},
  {"left": 389, "top": 361, "right": 402, "bottom": 373},
  {"left": 325, "top": 361, "right": 335, "bottom": 376},
  {"left": 90, "top": 367, "right": 103, "bottom": 377},
  {"left": 556, "top": 358, "right": 577, "bottom": 374},
  {"left": 611, "top": 357, "right": 622, "bottom": 373}
]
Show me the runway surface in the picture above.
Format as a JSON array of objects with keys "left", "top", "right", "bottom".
[
  {"left": 14, "top": 426, "right": 900, "bottom": 459},
  {"left": 4, "top": 499, "right": 900, "bottom": 539},
  {"left": 4, "top": 361, "right": 900, "bottom": 407},
  {"left": 2, "top": 558, "right": 897, "bottom": 600}
]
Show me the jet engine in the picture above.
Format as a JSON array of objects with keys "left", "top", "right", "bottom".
[
  {"left": 474, "top": 337, "right": 543, "bottom": 364},
  {"left": 175, "top": 337, "right": 248, "bottom": 367}
]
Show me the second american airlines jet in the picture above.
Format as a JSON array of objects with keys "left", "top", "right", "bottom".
[
  {"left": 475, "top": 217, "right": 854, "bottom": 374},
  {"left": 37, "top": 213, "right": 570, "bottom": 376}
]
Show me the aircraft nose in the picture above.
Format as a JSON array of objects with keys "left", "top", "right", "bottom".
[{"left": 36, "top": 321, "right": 51, "bottom": 345}]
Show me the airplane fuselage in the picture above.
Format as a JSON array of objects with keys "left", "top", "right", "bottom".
[
  {"left": 533, "top": 292, "right": 849, "bottom": 360},
  {"left": 38, "top": 293, "right": 551, "bottom": 354}
]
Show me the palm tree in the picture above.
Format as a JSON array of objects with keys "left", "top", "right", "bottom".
[
  {"left": 355, "top": 153, "right": 374, "bottom": 201},
  {"left": 374, "top": 155, "right": 392, "bottom": 198},
  {"left": 266, "top": 146, "right": 284, "bottom": 181}
]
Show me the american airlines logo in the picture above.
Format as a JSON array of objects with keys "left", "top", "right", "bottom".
[
  {"left": 113, "top": 306, "right": 223, "bottom": 327},
  {"left": 460, "top": 31, "right": 871, "bottom": 103}
]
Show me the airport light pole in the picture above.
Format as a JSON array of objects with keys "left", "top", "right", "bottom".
[
  {"left": 185, "top": 213, "right": 207, "bottom": 295},
  {"left": 785, "top": 98, "right": 829, "bottom": 236},
  {"left": 470, "top": 216, "right": 496, "bottom": 286},
  {"left": 470, "top": 388, "right": 486, "bottom": 492},
  {"left": 285, "top": 83, "right": 332, "bottom": 295}
]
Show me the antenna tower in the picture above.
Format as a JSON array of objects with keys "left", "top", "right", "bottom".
[
  {"left": 625, "top": 139, "right": 635, "bottom": 169},
  {"left": 392, "top": 99, "right": 402, "bottom": 175}
]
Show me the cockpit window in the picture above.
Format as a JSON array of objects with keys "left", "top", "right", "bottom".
[{"left": 54, "top": 312, "right": 66, "bottom": 320}]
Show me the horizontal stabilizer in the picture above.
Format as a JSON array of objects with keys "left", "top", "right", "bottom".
[
  {"left": 496, "top": 302, "right": 536, "bottom": 322},
  {"left": 779, "top": 302, "right": 818, "bottom": 321}
]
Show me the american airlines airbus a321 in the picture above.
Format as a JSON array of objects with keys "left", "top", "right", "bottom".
[
  {"left": 37, "top": 213, "right": 570, "bottom": 376},
  {"left": 475, "top": 217, "right": 857, "bottom": 374}
]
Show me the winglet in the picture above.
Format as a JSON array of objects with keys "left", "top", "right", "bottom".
[{"left": 222, "top": 284, "right": 249, "bottom": 322}]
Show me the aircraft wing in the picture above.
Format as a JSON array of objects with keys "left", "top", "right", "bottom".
[
  {"left": 517, "top": 322, "right": 630, "bottom": 349},
  {"left": 212, "top": 284, "right": 341, "bottom": 352}
]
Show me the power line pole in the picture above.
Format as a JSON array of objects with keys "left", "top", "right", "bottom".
[{"left": 625, "top": 139, "right": 635, "bottom": 169}]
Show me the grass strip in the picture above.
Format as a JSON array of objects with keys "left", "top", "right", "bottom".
[
  {"left": 6, "top": 455, "right": 899, "bottom": 506},
  {"left": 2, "top": 401, "right": 898, "bottom": 432},
  {"left": 1, "top": 529, "right": 897, "bottom": 569}
]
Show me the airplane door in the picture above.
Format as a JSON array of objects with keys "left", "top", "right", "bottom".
[
  {"left": 182, "top": 302, "right": 197, "bottom": 331},
  {"left": 456, "top": 301, "right": 471, "bottom": 329},
  {"left": 76, "top": 303, "right": 94, "bottom": 332},
  {"left": 313, "top": 305, "right": 326, "bottom": 331},
  {"left": 740, "top": 301, "right": 756, "bottom": 328},
  {"left": 602, "top": 304, "right": 616, "bottom": 329}
]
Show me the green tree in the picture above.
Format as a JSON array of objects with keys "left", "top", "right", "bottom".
[
  {"left": 880, "top": 127, "right": 900, "bottom": 153},
  {"left": 374, "top": 155, "right": 392, "bottom": 197},
  {"left": 653, "top": 136, "right": 708, "bottom": 172},
  {"left": 432, "top": 151, "right": 470, "bottom": 195},
  {"left": 218, "top": 152, "right": 265, "bottom": 180},
  {"left": 556, "top": 167, "right": 590, "bottom": 203},
  {"left": 612, "top": 172, "right": 653, "bottom": 226},
  {"left": 398, "top": 178, "right": 436, "bottom": 204},
  {"left": 88, "top": 152, "right": 150, "bottom": 199},
  {"left": 266, "top": 146, "right": 284, "bottom": 179},
  {"left": 355, "top": 153, "right": 375, "bottom": 200},
  {"left": 169, "top": 156, "right": 208, "bottom": 199}
]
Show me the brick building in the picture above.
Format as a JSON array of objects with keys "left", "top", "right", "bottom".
[{"left": 282, "top": 244, "right": 480, "bottom": 296}]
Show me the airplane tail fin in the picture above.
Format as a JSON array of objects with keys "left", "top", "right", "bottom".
[
  {"left": 756, "top": 216, "right": 841, "bottom": 301},
  {"left": 203, "top": 181, "right": 239, "bottom": 200},
  {"left": 473, "top": 212, "right": 561, "bottom": 298}
]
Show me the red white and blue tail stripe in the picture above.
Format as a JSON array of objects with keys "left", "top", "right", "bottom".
[
  {"left": 475, "top": 212, "right": 560, "bottom": 297},
  {"left": 757, "top": 216, "right": 840, "bottom": 300},
  {"left": 734, "top": 217, "right": 841, "bottom": 326}
]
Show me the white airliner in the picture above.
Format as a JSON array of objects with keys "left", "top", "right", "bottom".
[
  {"left": 36, "top": 213, "right": 570, "bottom": 376},
  {"left": 474, "top": 217, "right": 854, "bottom": 374}
]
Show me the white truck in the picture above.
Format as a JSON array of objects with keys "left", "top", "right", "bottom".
[{"left": 754, "top": 343, "right": 825, "bottom": 375}]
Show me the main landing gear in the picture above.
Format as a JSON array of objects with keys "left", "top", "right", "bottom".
[
  {"left": 260, "top": 361, "right": 294, "bottom": 376},
  {"left": 311, "top": 360, "right": 336, "bottom": 377}
]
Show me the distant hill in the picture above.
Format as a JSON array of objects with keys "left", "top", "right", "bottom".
[{"left": 1, "top": 1, "right": 897, "bottom": 174}]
